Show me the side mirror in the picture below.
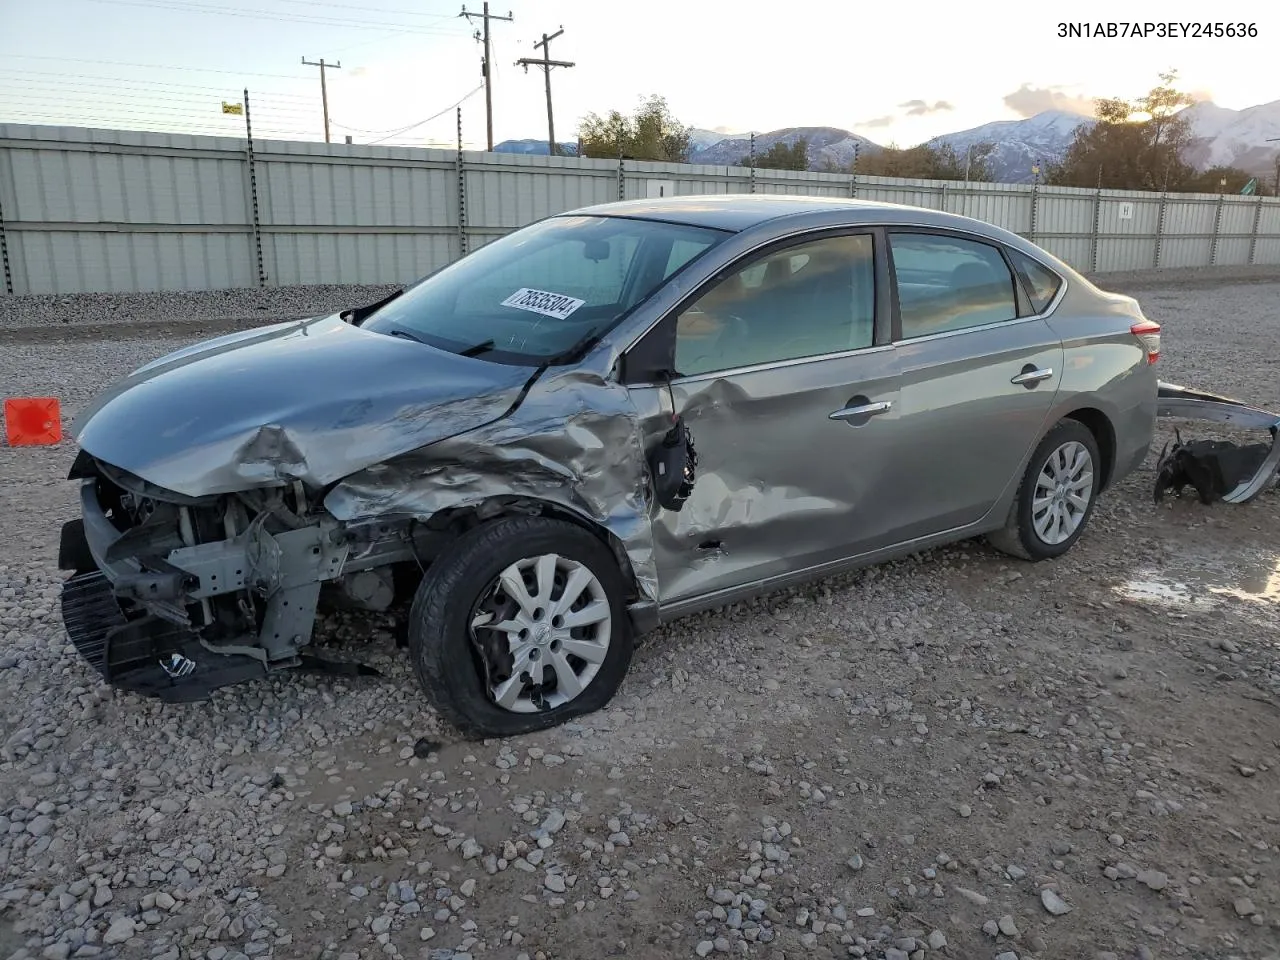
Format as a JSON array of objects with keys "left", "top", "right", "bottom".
[{"left": 648, "top": 416, "right": 697, "bottom": 512}]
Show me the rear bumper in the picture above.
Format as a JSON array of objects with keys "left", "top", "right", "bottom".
[{"left": 1154, "top": 380, "right": 1280, "bottom": 504}]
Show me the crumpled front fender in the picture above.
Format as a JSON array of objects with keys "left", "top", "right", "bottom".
[{"left": 324, "top": 366, "right": 660, "bottom": 602}]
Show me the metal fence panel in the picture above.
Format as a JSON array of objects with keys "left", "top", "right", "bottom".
[
  {"left": 1159, "top": 197, "right": 1217, "bottom": 269},
  {"left": 3, "top": 124, "right": 1280, "bottom": 295},
  {"left": 1254, "top": 237, "right": 1280, "bottom": 265},
  {"left": 0, "top": 124, "right": 255, "bottom": 292},
  {"left": 465, "top": 153, "right": 618, "bottom": 227},
  {"left": 623, "top": 162, "right": 751, "bottom": 200},
  {"left": 1258, "top": 202, "right": 1280, "bottom": 235}
]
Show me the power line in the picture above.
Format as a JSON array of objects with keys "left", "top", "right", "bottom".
[
  {"left": 515, "top": 27, "right": 574, "bottom": 157},
  {"left": 0, "top": 100, "right": 314, "bottom": 128},
  {"left": 4, "top": 54, "right": 319, "bottom": 82},
  {"left": 0, "top": 80, "right": 317, "bottom": 111},
  {"left": 330, "top": 118, "right": 425, "bottom": 135},
  {"left": 0, "top": 93, "right": 318, "bottom": 123},
  {"left": 82, "top": 0, "right": 475, "bottom": 35},
  {"left": 459, "top": 2, "right": 513, "bottom": 151},
  {"left": 364, "top": 84, "right": 484, "bottom": 144},
  {"left": 0, "top": 69, "right": 315, "bottom": 100},
  {"left": 1, "top": 84, "right": 321, "bottom": 128},
  {"left": 0, "top": 99, "right": 318, "bottom": 128},
  {"left": 0, "top": 111, "right": 316, "bottom": 137},
  {"left": 273, "top": 0, "right": 457, "bottom": 18},
  {"left": 329, "top": 27, "right": 418, "bottom": 55}
]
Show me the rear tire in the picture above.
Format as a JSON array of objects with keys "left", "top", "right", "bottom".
[
  {"left": 407, "top": 516, "right": 633, "bottom": 739},
  {"left": 988, "top": 419, "right": 1102, "bottom": 561}
]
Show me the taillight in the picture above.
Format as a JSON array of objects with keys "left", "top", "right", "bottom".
[{"left": 1131, "top": 319, "right": 1161, "bottom": 364}]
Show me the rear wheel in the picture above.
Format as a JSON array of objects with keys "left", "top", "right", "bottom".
[
  {"left": 407, "top": 516, "right": 633, "bottom": 739},
  {"left": 988, "top": 419, "right": 1101, "bottom": 561}
]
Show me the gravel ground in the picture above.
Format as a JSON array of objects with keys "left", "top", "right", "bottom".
[{"left": 2, "top": 270, "right": 1280, "bottom": 960}]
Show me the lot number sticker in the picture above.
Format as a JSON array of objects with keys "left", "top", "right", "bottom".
[{"left": 501, "top": 288, "right": 586, "bottom": 320}]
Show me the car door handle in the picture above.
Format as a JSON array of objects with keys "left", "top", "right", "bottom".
[
  {"left": 828, "top": 400, "right": 892, "bottom": 421},
  {"left": 1011, "top": 367, "right": 1054, "bottom": 385}
]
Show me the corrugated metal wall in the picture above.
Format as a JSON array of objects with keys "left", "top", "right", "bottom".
[{"left": 2, "top": 123, "right": 1279, "bottom": 295}]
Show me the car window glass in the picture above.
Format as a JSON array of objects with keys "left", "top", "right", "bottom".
[
  {"left": 360, "top": 215, "right": 728, "bottom": 363},
  {"left": 890, "top": 233, "right": 1018, "bottom": 339},
  {"left": 665, "top": 237, "right": 718, "bottom": 278},
  {"left": 452, "top": 234, "right": 639, "bottom": 314},
  {"left": 1007, "top": 248, "right": 1063, "bottom": 313},
  {"left": 673, "top": 234, "right": 876, "bottom": 377}
]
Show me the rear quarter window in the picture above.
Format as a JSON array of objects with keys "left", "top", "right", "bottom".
[{"left": 1007, "top": 248, "right": 1064, "bottom": 313}]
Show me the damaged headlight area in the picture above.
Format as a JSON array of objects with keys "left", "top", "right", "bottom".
[{"left": 57, "top": 450, "right": 435, "bottom": 700}]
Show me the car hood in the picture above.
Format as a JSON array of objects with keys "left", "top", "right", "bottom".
[{"left": 73, "top": 314, "right": 536, "bottom": 498}]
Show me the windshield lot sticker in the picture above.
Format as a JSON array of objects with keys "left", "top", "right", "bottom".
[{"left": 501, "top": 288, "right": 586, "bottom": 320}]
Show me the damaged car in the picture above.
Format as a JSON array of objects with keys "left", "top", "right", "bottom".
[{"left": 59, "top": 194, "right": 1163, "bottom": 737}]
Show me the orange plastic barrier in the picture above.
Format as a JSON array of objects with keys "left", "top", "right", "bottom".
[{"left": 3, "top": 397, "right": 63, "bottom": 446}]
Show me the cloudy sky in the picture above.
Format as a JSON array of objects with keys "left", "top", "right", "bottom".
[{"left": 0, "top": 0, "right": 1273, "bottom": 148}]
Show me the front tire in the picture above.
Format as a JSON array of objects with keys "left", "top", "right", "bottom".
[
  {"left": 407, "top": 516, "right": 633, "bottom": 739},
  {"left": 988, "top": 419, "right": 1102, "bottom": 561}
]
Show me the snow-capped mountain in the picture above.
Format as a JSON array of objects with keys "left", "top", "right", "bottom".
[
  {"left": 1181, "top": 99, "right": 1280, "bottom": 177},
  {"left": 688, "top": 126, "right": 881, "bottom": 171},
  {"left": 492, "top": 99, "right": 1280, "bottom": 183},
  {"left": 926, "top": 110, "right": 1092, "bottom": 183},
  {"left": 689, "top": 127, "right": 742, "bottom": 151}
]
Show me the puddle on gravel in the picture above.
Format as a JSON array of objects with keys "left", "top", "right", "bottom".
[
  {"left": 1117, "top": 555, "right": 1280, "bottom": 630},
  {"left": 1116, "top": 573, "right": 1219, "bottom": 613},
  {"left": 1208, "top": 556, "right": 1280, "bottom": 606}
]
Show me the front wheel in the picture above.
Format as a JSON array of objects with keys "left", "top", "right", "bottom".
[
  {"left": 407, "top": 516, "right": 633, "bottom": 739},
  {"left": 988, "top": 419, "right": 1102, "bottom": 561}
]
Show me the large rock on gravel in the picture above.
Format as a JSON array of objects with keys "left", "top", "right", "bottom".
[{"left": 103, "top": 916, "right": 137, "bottom": 945}]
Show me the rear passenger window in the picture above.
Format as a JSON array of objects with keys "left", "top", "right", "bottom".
[
  {"left": 673, "top": 233, "right": 876, "bottom": 376},
  {"left": 889, "top": 233, "right": 1018, "bottom": 339},
  {"left": 1007, "top": 248, "right": 1063, "bottom": 313}
]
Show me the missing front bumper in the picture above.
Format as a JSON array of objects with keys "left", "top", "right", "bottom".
[
  {"left": 59, "top": 568, "right": 267, "bottom": 702},
  {"left": 57, "top": 473, "right": 390, "bottom": 702}
]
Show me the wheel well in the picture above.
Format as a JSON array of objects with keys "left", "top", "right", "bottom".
[
  {"left": 423, "top": 498, "right": 643, "bottom": 601},
  {"left": 1063, "top": 408, "right": 1116, "bottom": 490}
]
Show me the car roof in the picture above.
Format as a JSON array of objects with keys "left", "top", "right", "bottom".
[{"left": 560, "top": 194, "right": 995, "bottom": 234}]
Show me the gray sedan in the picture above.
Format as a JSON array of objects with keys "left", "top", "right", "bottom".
[{"left": 58, "top": 195, "right": 1160, "bottom": 737}]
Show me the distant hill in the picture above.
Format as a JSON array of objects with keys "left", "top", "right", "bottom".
[
  {"left": 492, "top": 101, "right": 1280, "bottom": 184},
  {"left": 927, "top": 110, "right": 1091, "bottom": 183},
  {"left": 493, "top": 139, "right": 579, "bottom": 156},
  {"left": 688, "top": 126, "right": 882, "bottom": 172}
]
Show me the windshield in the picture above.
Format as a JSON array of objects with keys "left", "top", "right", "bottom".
[{"left": 360, "top": 214, "right": 731, "bottom": 364}]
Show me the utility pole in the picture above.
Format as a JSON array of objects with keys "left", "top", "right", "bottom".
[
  {"left": 301, "top": 56, "right": 342, "bottom": 143},
  {"left": 460, "top": 3, "right": 513, "bottom": 152},
  {"left": 515, "top": 27, "right": 574, "bottom": 157}
]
